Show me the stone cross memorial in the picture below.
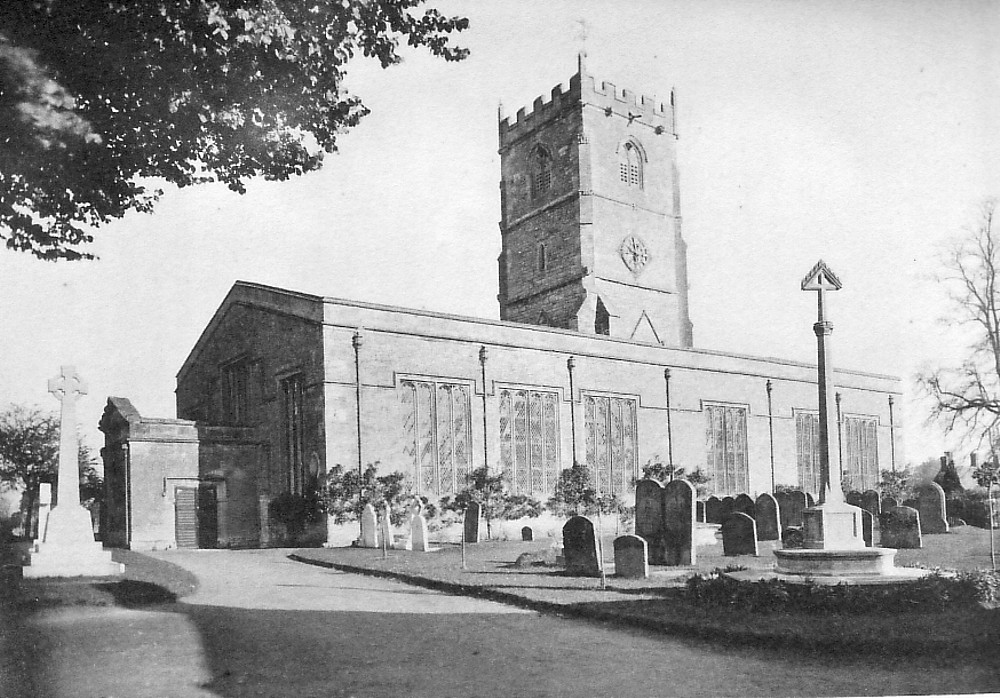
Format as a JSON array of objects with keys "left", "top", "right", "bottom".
[
  {"left": 773, "top": 263, "right": 903, "bottom": 579},
  {"left": 24, "top": 366, "right": 122, "bottom": 577}
]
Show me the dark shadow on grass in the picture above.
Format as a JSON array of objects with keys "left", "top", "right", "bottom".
[
  {"left": 174, "top": 602, "right": 1000, "bottom": 698},
  {"left": 91, "top": 579, "right": 178, "bottom": 607}
]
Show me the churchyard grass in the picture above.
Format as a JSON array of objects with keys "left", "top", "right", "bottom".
[
  {"left": 0, "top": 548, "right": 197, "bottom": 610},
  {"left": 294, "top": 524, "right": 1000, "bottom": 658}
]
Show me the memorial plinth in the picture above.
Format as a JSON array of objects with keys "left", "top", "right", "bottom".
[{"left": 23, "top": 366, "right": 123, "bottom": 578}]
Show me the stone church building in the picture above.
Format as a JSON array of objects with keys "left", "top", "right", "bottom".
[{"left": 101, "top": 59, "right": 901, "bottom": 550}]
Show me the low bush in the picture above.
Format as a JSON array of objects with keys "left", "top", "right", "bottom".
[{"left": 684, "top": 568, "right": 1000, "bottom": 614}]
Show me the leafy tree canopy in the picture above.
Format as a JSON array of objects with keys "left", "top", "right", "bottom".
[
  {"left": 0, "top": 404, "right": 103, "bottom": 535},
  {"left": 0, "top": 0, "right": 468, "bottom": 260},
  {"left": 440, "top": 466, "right": 541, "bottom": 538}
]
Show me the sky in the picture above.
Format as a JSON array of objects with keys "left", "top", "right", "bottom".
[{"left": 1, "top": 0, "right": 998, "bottom": 469}]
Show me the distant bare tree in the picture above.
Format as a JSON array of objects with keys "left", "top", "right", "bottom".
[{"left": 920, "top": 199, "right": 1000, "bottom": 445}]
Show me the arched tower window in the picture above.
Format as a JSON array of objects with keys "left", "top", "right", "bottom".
[
  {"left": 619, "top": 141, "right": 643, "bottom": 189},
  {"left": 595, "top": 298, "right": 610, "bottom": 336},
  {"left": 531, "top": 145, "right": 552, "bottom": 197}
]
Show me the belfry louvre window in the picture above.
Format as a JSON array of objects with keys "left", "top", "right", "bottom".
[
  {"left": 400, "top": 380, "right": 473, "bottom": 496},
  {"left": 498, "top": 389, "right": 560, "bottom": 495},
  {"left": 796, "top": 412, "right": 822, "bottom": 497},
  {"left": 281, "top": 374, "right": 306, "bottom": 495},
  {"left": 584, "top": 394, "right": 638, "bottom": 495},
  {"left": 842, "top": 416, "right": 878, "bottom": 492},
  {"left": 532, "top": 146, "right": 552, "bottom": 196},
  {"left": 619, "top": 142, "right": 643, "bottom": 188},
  {"left": 705, "top": 404, "right": 749, "bottom": 496}
]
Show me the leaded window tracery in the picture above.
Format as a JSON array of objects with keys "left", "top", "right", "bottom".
[
  {"left": 842, "top": 416, "right": 879, "bottom": 492},
  {"left": 619, "top": 141, "right": 643, "bottom": 188},
  {"left": 584, "top": 394, "right": 638, "bottom": 495},
  {"left": 705, "top": 403, "right": 749, "bottom": 496},
  {"left": 400, "top": 379, "right": 472, "bottom": 496},
  {"left": 795, "top": 411, "right": 822, "bottom": 497},
  {"left": 499, "top": 388, "right": 560, "bottom": 495}
]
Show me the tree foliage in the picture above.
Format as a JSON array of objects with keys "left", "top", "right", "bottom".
[
  {"left": 920, "top": 200, "right": 1000, "bottom": 445},
  {"left": 322, "top": 462, "right": 413, "bottom": 526},
  {"left": 439, "top": 466, "right": 541, "bottom": 539},
  {"left": 0, "top": 404, "right": 103, "bottom": 535},
  {"left": 0, "top": 0, "right": 468, "bottom": 260},
  {"left": 877, "top": 467, "right": 912, "bottom": 503},
  {"left": 547, "top": 462, "right": 621, "bottom": 517},
  {"left": 637, "top": 456, "right": 713, "bottom": 498}
]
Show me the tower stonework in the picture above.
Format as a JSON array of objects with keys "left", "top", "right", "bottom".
[{"left": 497, "top": 56, "right": 694, "bottom": 347}]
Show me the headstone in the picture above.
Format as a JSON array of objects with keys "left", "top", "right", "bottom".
[
  {"left": 24, "top": 367, "right": 122, "bottom": 578},
  {"left": 846, "top": 491, "right": 864, "bottom": 508},
  {"left": 722, "top": 512, "right": 758, "bottom": 556},
  {"left": 37, "top": 483, "right": 52, "bottom": 541},
  {"left": 882, "top": 495, "right": 899, "bottom": 510},
  {"left": 662, "top": 479, "right": 696, "bottom": 566},
  {"left": 359, "top": 503, "right": 379, "bottom": 548},
  {"left": 635, "top": 479, "right": 667, "bottom": 564},
  {"left": 411, "top": 513, "right": 432, "bottom": 552},
  {"left": 696, "top": 500, "right": 706, "bottom": 523},
  {"left": 733, "top": 493, "right": 756, "bottom": 518},
  {"left": 379, "top": 506, "right": 392, "bottom": 550},
  {"left": 782, "top": 526, "right": 805, "bottom": 549},
  {"left": 704, "top": 496, "right": 723, "bottom": 524},
  {"left": 861, "top": 490, "right": 881, "bottom": 517},
  {"left": 562, "top": 516, "right": 600, "bottom": 577},
  {"left": 915, "top": 483, "right": 949, "bottom": 534},
  {"left": 861, "top": 509, "right": 873, "bottom": 547},
  {"left": 720, "top": 496, "right": 736, "bottom": 521},
  {"left": 879, "top": 506, "right": 922, "bottom": 549},
  {"left": 521, "top": 526, "right": 534, "bottom": 541},
  {"left": 464, "top": 501, "right": 482, "bottom": 543},
  {"left": 806, "top": 492, "right": 816, "bottom": 507},
  {"left": 613, "top": 534, "right": 649, "bottom": 579},
  {"left": 776, "top": 490, "right": 807, "bottom": 529},
  {"left": 754, "top": 493, "right": 781, "bottom": 541}
]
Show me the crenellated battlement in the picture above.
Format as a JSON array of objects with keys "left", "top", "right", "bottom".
[
  {"left": 499, "top": 59, "right": 674, "bottom": 145},
  {"left": 498, "top": 73, "right": 583, "bottom": 142}
]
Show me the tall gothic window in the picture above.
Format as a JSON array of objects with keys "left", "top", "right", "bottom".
[
  {"left": 584, "top": 394, "right": 638, "bottom": 495},
  {"left": 498, "top": 389, "right": 560, "bottom": 495},
  {"left": 400, "top": 380, "right": 472, "bottom": 496},
  {"left": 705, "top": 404, "right": 749, "bottom": 495},
  {"left": 795, "top": 411, "right": 821, "bottom": 497},
  {"left": 222, "top": 359, "right": 261, "bottom": 426},
  {"left": 842, "top": 416, "right": 879, "bottom": 491},
  {"left": 532, "top": 145, "right": 552, "bottom": 197},
  {"left": 619, "top": 141, "right": 643, "bottom": 188},
  {"left": 281, "top": 374, "right": 306, "bottom": 494}
]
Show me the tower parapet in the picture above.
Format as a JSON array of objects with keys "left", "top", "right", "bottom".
[{"left": 499, "top": 60, "right": 676, "bottom": 149}]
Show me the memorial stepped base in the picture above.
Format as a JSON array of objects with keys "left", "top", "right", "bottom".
[{"left": 23, "top": 505, "right": 123, "bottom": 578}]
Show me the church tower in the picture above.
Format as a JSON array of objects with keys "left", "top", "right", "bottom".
[{"left": 497, "top": 55, "right": 694, "bottom": 347}]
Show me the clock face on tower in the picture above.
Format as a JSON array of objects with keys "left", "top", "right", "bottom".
[{"left": 619, "top": 235, "right": 650, "bottom": 274}]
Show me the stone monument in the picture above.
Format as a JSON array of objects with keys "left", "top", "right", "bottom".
[
  {"left": 24, "top": 366, "right": 122, "bottom": 577},
  {"left": 772, "top": 264, "right": 913, "bottom": 580}
]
